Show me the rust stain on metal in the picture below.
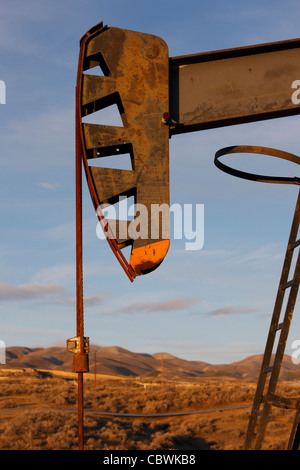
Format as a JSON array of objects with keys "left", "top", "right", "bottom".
[{"left": 169, "top": 38, "right": 300, "bottom": 135}]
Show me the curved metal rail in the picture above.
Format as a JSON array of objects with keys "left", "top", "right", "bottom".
[{"left": 214, "top": 145, "right": 300, "bottom": 185}]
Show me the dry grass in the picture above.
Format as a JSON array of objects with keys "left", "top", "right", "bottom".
[{"left": 0, "top": 368, "right": 298, "bottom": 450}]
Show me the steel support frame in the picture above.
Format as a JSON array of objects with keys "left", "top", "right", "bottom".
[
  {"left": 169, "top": 37, "right": 300, "bottom": 135},
  {"left": 73, "top": 21, "right": 300, "bottom": 450}
]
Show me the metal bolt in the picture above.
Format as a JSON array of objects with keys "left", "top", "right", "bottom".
[{"left": 162, "top": 112, "right": 171, "bottom": 124}]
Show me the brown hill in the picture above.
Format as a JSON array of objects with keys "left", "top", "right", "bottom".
[{"left": 2, "top": 345, "right": 300, "bottom": 381}]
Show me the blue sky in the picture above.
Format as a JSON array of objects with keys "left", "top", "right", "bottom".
[{"left": 1, "top": 0, "right": 300, "bottom": 364}]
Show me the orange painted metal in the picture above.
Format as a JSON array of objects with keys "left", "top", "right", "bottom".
[{"left": 130, "top": 240, "right": 170, "bottom": 272}]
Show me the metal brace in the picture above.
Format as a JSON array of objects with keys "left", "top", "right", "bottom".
[
  {"left": 67, "top": 336, "right": 89, "bottom": 354},
  {"left": 66, "top": 336, "right": 89, "bottom": 373}
]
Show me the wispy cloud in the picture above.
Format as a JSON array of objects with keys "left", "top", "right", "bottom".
[
  {"left": 1, "top": 107, "right": 74, "bottom": 172},
  {"left": 204, "top": 305, "right": 257, "bottom": 318},
  {"left": 0, "top": 281, "right": 65, "bottom": 302},
  {"left": 173, "top": 244, "right": 282, "bottom": 267},
  {"left": 35, "top": 223, "right": 75, "bottom": 245},
  {"left": 84, "top": 293, "right": 112, "bottom": 307},
  {"left": 59, "top": 292, "right": 112, "bottom": 307},
  {"left": 0, "top": 1, "right": 63, "bottom": 56},
  {"left": 32, "top": 261, "right": 105, "bottom": 286},
  {"left": 37, "top": 183, "right": 63, "bottom": 191},
  {"left": 102, "top": 297, "right": 201, "bottom": 316},
  {"left": 229, "top": 244, "right": 283, "bottom": 267},
  {"left": 0, "top": 3, "right": 51, "bottom": 56},
  {"left": 32, "top": 264, "right": 75, "bottom": 285}
]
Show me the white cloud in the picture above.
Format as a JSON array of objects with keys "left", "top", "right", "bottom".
[
  {"left": 32, "top": 264, "right": 75, "bottom": 285},
  {"left": 0, "top": 1, "right": 62, "bottom": 55},
  {"left": 1, "top": 107, "right": 74, "bottom": 172},
  {"left": 204, "top": 305, "right": 257, "bottom": 318},
  {"left": 0, "top": 281, "right": 65, "bottom": 302},
  {"left": 228, "top": 243, "right": 283, "bottom": 267},
  {"left": 102, "top": 297, "right": 201, "bottom": 316},
  {"left": 84, "top": 292, "right": 112, "bottom": 307},
  {"left": 59, "top": 292, "right": 112, "bottom": 307},
  {"left": 35, "top": 222, "right": 75, "bottom": 244},
  {"left": 37, "top": 183, "right": 63, "bottom": 191}
]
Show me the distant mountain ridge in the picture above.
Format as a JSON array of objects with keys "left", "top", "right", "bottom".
[{"left": 2, "top": 345, "right": 300, "bottom": 381}]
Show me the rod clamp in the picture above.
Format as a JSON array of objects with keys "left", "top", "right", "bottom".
[{"left": 66, "top": 336, "right": 89, "bottom": 372}]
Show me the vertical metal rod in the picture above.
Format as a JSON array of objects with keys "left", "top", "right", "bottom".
[
  {"left": 77, "top": 372, "right": 84, "bottom": 450},
  {"left": 288, "top": 408, "right": 300, "bottom": 449},
  {"left": 76, "top": 87, "right": 85, "bottom": 451},
  {"left": 94, "top": 349, "right": 97, "bottom": 387}
]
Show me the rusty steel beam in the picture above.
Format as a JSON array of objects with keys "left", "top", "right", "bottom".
[
  {"left": 169, "top": 38, "right": 300, "bottom": 135},
  {"left": 169, "top": 39, "right": 300, "bottom": 134}
]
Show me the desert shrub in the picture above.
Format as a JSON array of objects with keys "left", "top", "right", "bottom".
[
  {"left": 0, "top": 398, "right": 19, "bottom": 408},
  {"left": 0, "top": 370, "right": 296, "bottom": 450},
  {"left": 0, "top": 411, "right": 78, "bottom": 450},
  {"left": 0, "top": 381, "right": 27, "bottom": 396},
  {"left": 52, "top": 389, "right": 77, "bottom": 406},
  {"left": 145, "top": 431, "right": 174, "bottom": 450}
]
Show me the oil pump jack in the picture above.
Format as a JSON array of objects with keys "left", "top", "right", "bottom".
[{"left": 70, "top": 21, "right": 300, "bottom": 449}]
